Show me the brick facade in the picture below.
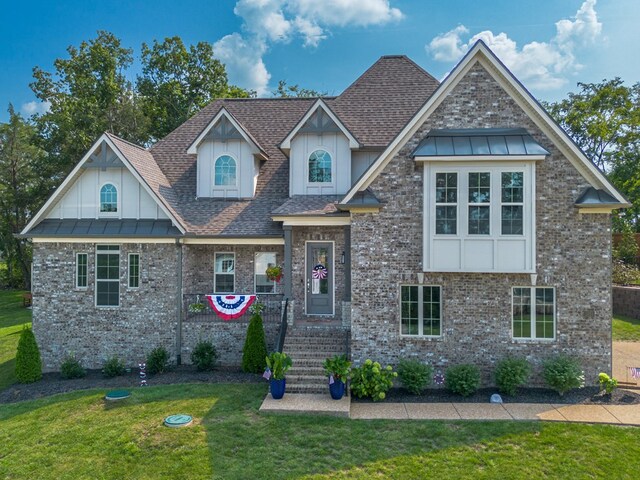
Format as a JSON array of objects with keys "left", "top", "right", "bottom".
[{"left": 349, "top": 63, "right": 613, "bottom": 385}]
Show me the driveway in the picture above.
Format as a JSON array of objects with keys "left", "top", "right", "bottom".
[{"left": 613, "top": 341, "right": 640, "bottom": 386}]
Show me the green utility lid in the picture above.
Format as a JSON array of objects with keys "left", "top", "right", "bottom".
[
  {"left": 104, "top": 390, "right": 131, "bottom": 401},
  {"left": 164, "top": 414, "right": 193, "bottom": 428}
]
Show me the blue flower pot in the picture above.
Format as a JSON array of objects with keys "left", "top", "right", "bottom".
[
  {"left": 329, "top": 379, "right": 346, "bottom": 400},
  {"left": 270, "top": 378, "right": 286, "bottom": 399}
]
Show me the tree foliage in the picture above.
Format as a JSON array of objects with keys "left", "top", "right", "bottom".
[
  {"left": 0, "top": 105, "right": 50, "bottom": 288},
  {"left": 273, "top": 80, "right": 326, "bottom": 98},
  {"left": 544, "top": 78, "right": 640, "bottom": 231},
  {"left": 137, "top": 36, "right": 251, "bottom": 141}
]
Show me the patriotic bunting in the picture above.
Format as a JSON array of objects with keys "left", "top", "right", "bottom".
[{"left": 205, "top": 294, "right": 256, "bottom": 320}]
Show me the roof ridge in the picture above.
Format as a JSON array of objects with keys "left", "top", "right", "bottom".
[{"left": 104, "top": 131, "right": 148, "bottom": 152}]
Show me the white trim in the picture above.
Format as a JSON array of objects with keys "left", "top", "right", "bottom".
[
  {"left": 341, "top": 41, "right": 627, "bottom": 207},
  {"left": 304, "top": 240, "right": 335, "bottom": 317},
  {"left": 95, "top": 244, "right": 120, "bottom": 308},
  {"left": 187, "top": 108, "right": 265, "bottom": 156},
  {"left": 128, "top": 253, "right": 140, "bottom": 289},
  {"left": 98, "top": 181, "right": 120, "bottom": 218},
  {"left": 214, "top": 251, "right": 236, "bottom": 294},
  {"left": 578, "top": 207, "right": 615, "bottom": 214},
  {"left": 33, "top": 237, "right": 177, "bottom": 244},
  {"left": 398, "top": 284, "right": 443, "bottom": 338},
  {"left": 183, "top": 237, "right": 284, "bottom": 245},
  {"left": 280, "top": 99, "right": 359, "bottom": 150},
  {"left": 75, "top": 252, "right": 88, "bottom": 289},
  {"left": 271, "top": 215, "right": 351, "bottom": 226},
  {"left": 415, "top": 155, "right": 546, "bottom": 162},
  {"left": 254, "top": 251, "right": 278, "bottom": 295},
  {"left": 511, "top": 286, "right": 556, "bottom": 341},
  {"left": 21, "top": 134, "right": 186, "bottom": 235}
]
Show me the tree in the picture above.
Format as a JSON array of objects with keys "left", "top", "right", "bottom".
[
  {"left": 545, "top": 79, "right": 640, "bottom": 231},
  {"left": 137, "top": 37, "right": 252, "bottom": 141},
  {"left": 241, "top": 311, "right": 268, "bottom": 374},
  {"left": 273, "top": 80, "right": 327, "bottom": 98},
  {"left": 15, "top": 326, "right": 42, "bottom": 383},
  {"left": 0, "top": 105, "right": 50, "bottom": 288},
  {"left": 30, "top": 31, "right": 148, "bottom": 175}
]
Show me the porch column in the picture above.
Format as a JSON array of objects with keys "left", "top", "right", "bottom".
[
  {"left": 284, "top": 225, "right": 293, "bottom": 299},
  {"left": 344, "top": 225, "right": 351, "bottom": 301}
]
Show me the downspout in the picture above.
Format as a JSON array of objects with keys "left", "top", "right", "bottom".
[{"left": 176, "top": 238, "right": 183, "bottom": 365}]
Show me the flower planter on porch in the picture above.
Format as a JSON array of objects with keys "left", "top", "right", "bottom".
[{"left": 270, "top": 378, "right": 286, "bottom": 399}]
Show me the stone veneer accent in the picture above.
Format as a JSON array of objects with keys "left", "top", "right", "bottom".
[
  {"left": 349, "top": 62, "right": 612, "bottom": 385},
  {"left": 613, "top": 286, "right": 640, "bottom": 320}
]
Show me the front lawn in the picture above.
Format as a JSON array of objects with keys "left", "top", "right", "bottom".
[
  {"left": 0, "top": 289, "right": 31, "bottom": 390},
  {"left": 613, "top": 314, "right": 640, "bottom": 341},
  {"left": 1, "top": 384, "right": 640, "bottom": 479}
]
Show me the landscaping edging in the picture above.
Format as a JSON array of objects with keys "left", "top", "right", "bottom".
[{"left": 613, "top": 285, "right": 640, "bottom": 319}]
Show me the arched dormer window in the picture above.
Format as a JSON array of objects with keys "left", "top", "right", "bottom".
[
  {"left": 214, "top": 155, "right": 237, "bottom": 186},
  {"left": 308, "top": 149, "right": 332, "bottom": 183},
  {"left": 100, "top": 183, "right": 118, "bottom": 213}
]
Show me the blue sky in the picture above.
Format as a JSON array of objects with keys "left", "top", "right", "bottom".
[{"left": 1, "top": 0, "right": 638, "bottom": 123}]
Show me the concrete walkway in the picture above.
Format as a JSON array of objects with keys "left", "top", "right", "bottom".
[{"left": 260, "top": 394, "right": 640, "bottom": 425}]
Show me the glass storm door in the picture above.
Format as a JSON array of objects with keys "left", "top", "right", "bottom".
[{"left": 306, "top": 242, "right": 333, "bottom": 315}]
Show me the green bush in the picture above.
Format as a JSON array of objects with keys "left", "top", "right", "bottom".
[
  {"left": 598, "top": 372, "right": 618, "bottom": 395},
  {"left": 397, "top": 359, "right": 433, "bottom": 394},
  {"left": 242, "top": 312, "right": 268, "bottom": 373},
  {"left": 350, "top": 359, "right": 397, "bottom": 401},
  {"left": 60, "top": 354, "right": 86, "bottom": 379},
  {"left": 543, "top": 356, "right": 584, "bottom": 396},
  {"left": 614, "top": 228, "right": 639, "bottom": 265},
  {"left": 445, "top": 364, "right": 481, "bottom": 397},
  {"left": 612, "top": 260, "right": 640, "bottom": 285},
  {"left": 102, "top": 356, "right": 126, "bottom": 378},
  {"left": 190, "top": 340, "right": 218, "bottom": 371},
  {"left": 494, "top": 357, "right": 530, "bottom": 396},
  {"left": 15, "top": 326, "right": 42, "bottom": 383},
  {"left": 146, "top": 346, "right": 170, "bottom": 374}
]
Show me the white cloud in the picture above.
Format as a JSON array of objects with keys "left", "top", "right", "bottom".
[
  {"left": 21, "top": 100, "right": 51, "bottom": 116},
  {"left": 215, "top": 0, "right": 403, "bottom": 95},
  {"left": 426, "top": 0, "right": 603, "bottom": 90}
]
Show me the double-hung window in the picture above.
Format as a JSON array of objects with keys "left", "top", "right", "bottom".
[
  {"left": 400, "top": 285, "right": 441, "bottom": 337},
  {"left": 502, "top": 172, "right": 524, "bottom": 235},
  {"left": 468, "top": 172, "right": 491, "bottom": 235},
  {"left": 435, "top": 173, "right": 457, "bottom": 234},
  {"left": 255, "top": 252, "right": 277, "bottom": 294},
  {"left": 214, "top": 253, "right": 235, "bottom": 293},
  {"left": 76, "top": 253, "right": 88, "bottom": 289},
  {"left": 96, "top": 245, "right": 120, "bottom": 307},
  {"left": 512, "top": 287, "right": 555, "bottom": 339}
]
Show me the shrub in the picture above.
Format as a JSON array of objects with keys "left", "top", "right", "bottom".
[
  {"left": 598, "top": 372, "right": 618, "bottom": 395},
  {"left": 350, "top": 359, "right": 397, "bottom": 401},
  {"left": 15, "top": 326, "right": 42, "bottom": 383},
  {"left": 146, "top": 346, "right": 170, "bottom": 374},
  {"left": 614, "top": 228, "right": 639, "bottom": 265},
  {"left": 265, "top": 352, "right": 292, "bottom": 380},
  {"left": 191, "top": 340, "right": 218, "bottom": 371},
  {"left": 397, "top": 359, "right": 433, "bottom": 394},
  {"left": 323, "top": 354, "right": 351, "bottom": 382},
  {"left": 60, "top": 354, "right": 86, "bottom": 379},
  {"left": 445, "top": 364, "right": 481, "bottom": 397},
  {"left": 494, "top": 357, "right": 530, "bottom": 396},
  {"left": 102, "top": 356, "right": 126, "bottom": 378},
  {"left": 242, "top": 311, "right": 268, "bottom": 373},
  {"left": 543, "top": 356, "right": 584, "bottom": 396},
  {"left": 612, "top": 260, "right": 640, "bottom": 285}
]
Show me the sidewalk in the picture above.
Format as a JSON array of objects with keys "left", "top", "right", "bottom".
[{"left": 260, "top": 394, "right": 640, "bottom": 425}]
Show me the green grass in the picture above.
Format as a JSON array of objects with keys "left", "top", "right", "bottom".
[
  {"left": 0, "top": 289, "right": 31, "bottom": 390},
  {"left": 613, "top": 314, "right": 640, "bottom": 341},
  {"left": 1, "top": 384, "right": 640, "bottom": 479}
]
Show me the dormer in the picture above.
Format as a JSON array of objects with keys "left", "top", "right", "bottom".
[
  {"left": 188, "top": 108, "right": 267, "bottom": 199},
  {"left": 281, "top": 100, "right": 359, "bottom": 196}
]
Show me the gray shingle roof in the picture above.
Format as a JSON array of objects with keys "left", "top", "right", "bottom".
[{"left": 272, "top": 196, "right": 343, "bottom": 216}]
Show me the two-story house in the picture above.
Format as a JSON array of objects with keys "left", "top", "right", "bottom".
[{"left": 21, "top": 41, "right": 628, "bottom": 388}]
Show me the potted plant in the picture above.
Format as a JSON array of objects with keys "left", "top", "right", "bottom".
[
  {"left": 264, "top": 352, "right": 292, "bottom": 399},
  {"left": 323, "top": 354, "right": 351, "bottom": 400},
  {"left": 265, "top": 264, "right": 283, "bottom": 283}
]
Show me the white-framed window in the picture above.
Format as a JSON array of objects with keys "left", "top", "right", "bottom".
[
  {"left": 424, "top": 162, "right": 535, "bottom": 273},
  {"left": 96, "top": 245, "right": 120, "bottom": 307},
  {"left": 214, "top": 252, "right": 235, "bottom": 293},
  {"left": 128, "top": 253, "right": 140, "bottom": 288},
  {"left": 99, "top": 183, "right": 118, "bottom": 213},
  {"left": 512, "top": 287, "right": 555, "bottom": 340},
  {"left": 214, "top": 155, "right": 237, "bottom": 186},
  {"left": 400, "top": 285, "right": 442, "bottom": 337},
  {"left": 76, "top": 253, "right": 88, "bottom": 289},
  {"left": 255, "top": 252, "right": 277, "bottom": 294},
  {"left": 308, "top": 149, "right": 332, "bottom": 183}
]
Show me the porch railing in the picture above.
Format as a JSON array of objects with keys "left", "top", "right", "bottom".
[
  {"left": 183, "top": 294, "right": 283, "bottom": 324},
  {"left": 276, "top": 298, "right": 289, "bottom": 353}
]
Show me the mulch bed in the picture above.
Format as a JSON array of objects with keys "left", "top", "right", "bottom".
[
  {"left": 0, "top": 365, "right": 263, "bottom": 404},
  {"left": 353, "top": 386, "right": 640, "bottom": 405}
]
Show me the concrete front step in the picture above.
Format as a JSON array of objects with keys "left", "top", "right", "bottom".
[
  {"left": 287, "top": 384, "right": 329, "bottom": 394},
  {"left": 287, "top": 374, "right": 327, "bottom": 385}
]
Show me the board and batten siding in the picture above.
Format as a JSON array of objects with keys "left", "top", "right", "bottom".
[
  {"left": 46, "top": 167, "right": 168, "bottom": 220},
  {"left": 351, "top": 150, "right": 380, "bottom": 183},
  {"left": 196, "top": 139, "right": 259, "bottom": 199},
  {"left": 290, "top": 133, "right": 351, "bottom": 195}
]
